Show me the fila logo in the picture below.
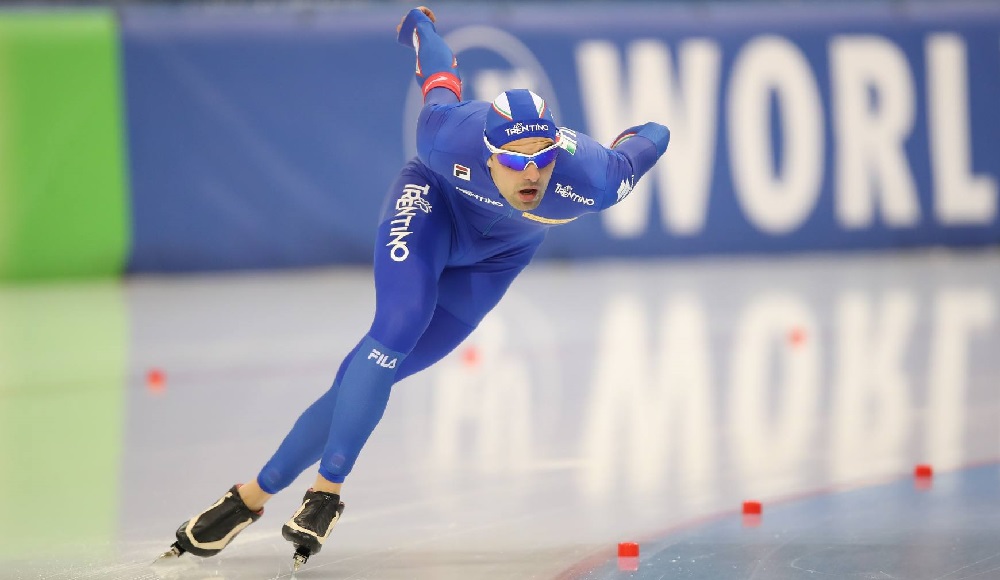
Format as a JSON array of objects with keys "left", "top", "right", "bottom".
[
  {"left": 368, "top": 348, "right": 397, "bottom": 369},
  {"left": 453, "top": 164, "right": 471, "bottom": 181}
]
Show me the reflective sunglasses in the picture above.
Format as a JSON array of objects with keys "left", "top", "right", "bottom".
[{"left": 483, "top": 134, "right": 561, "bottom": 171}]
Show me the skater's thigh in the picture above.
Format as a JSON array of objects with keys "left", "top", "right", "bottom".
[
  {"left": 394, "top": 305, "right": 475, "bottom": 382},
  {"left": 369, "top": 165, "right": 454, "bottom": 353},
  {"left": 394, "top": 242, "right": 542, "bottom": 382},
  {"left": 435, "top": 241, "right": 541, "bottom": 328}
]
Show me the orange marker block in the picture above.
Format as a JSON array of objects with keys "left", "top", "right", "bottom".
[
  {"left": 146, "top": 368, "right": 166, "bottom": 393},
  {"left": 617, "top": 542, "right": 639, "bottom": 572},
  {"left": 788, "top": 327, "right": 806, "bottom": 347},
  {"left": 618, "top": 542, "right": 639, "bottom": 558},
  {"left": 462, "top": 346, "right": 480, "bottom": 367},
  {"left": 742, "top": 500, "right": 763, "bottom": 527},
  {"left": 914, "top": 464, "right": 934, "bottom": 491}
]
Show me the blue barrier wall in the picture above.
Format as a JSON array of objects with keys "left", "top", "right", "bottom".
[{"left": 122, "top": 2, "right": 1000, "bottom": 272}]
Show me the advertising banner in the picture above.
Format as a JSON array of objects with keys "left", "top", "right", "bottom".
[{"left": 122, "top": 3, "right": 1000, "bottom": 271}]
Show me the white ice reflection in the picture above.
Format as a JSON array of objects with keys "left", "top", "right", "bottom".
[
  {"left": 928, "top": 289, "right": 995, "bottom": 468},
  {"left": 430, "top": 316, "right": 536, "bottom": 475},
  {"left": 831, "top": 291, "right": 915, "bottom": 481},
  {"left": 584, "top": 292, "right": 716, "bottom": 498},
  {"left": 420, "top": 254, "right": 999, "bottom": 509}
]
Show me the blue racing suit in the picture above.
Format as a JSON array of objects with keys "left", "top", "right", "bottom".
[{"left": 256, "top": 8, "right": 670, "bottom": 492}]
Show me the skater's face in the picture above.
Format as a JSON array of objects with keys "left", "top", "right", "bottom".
[{"left": 487, "top": 137, "right": 557, "bottom": 211}]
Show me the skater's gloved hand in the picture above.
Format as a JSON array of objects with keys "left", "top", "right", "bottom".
[
  {"left": 396, "top": 6, "right": 436, "bottom": 39},
  {"left": 396, "top": 6, "right": 461, "bottom": 100}
]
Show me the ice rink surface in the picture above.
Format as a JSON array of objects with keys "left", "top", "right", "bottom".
[{"left": 1, "top": 250, "right": 998, "bottom": 579}]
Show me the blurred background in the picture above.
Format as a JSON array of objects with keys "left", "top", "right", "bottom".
[
  {"left": 0, "top": 1, "right": 1000, "bottom": 281},
  {"left": 0, "top": 1, "right": 998, "bottom": 579},
  {"left": 0, "top": 0, "right": 998, "bottom": 277}
]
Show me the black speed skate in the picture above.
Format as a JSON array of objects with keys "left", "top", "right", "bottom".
[
  {"left": 155, "top": 484, "right": 263, "bottom": 561},
  {"left": 281, "top": 489, "right": 346, "bottom": 571}
]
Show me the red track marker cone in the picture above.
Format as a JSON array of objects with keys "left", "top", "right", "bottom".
[
  {"left": 617, "top": 542, "right": 639, "bottom": 571},
  {"left": 147, "top": 368, "right": 166, "bottom": 393}
]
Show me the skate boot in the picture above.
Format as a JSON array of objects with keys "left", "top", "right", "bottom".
[
  {"left": 155, "top": 484, "right": 263, "bottom": 561},
  {"left": 281, "top": 489, "right": 346, "bottom": 571}
]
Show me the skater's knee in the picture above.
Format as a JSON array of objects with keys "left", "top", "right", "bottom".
[
  {"left": 318, "top": 457, "right": 349, "bottom": 484},
  {"left": 370, "top": 303, "right": 434, "bottom": 353},
  {"left": 257, "top": 468, "right": 288, "bottom": 495},
  {"left": 372, "top": 269, "right": 438, "bottom": 352}
]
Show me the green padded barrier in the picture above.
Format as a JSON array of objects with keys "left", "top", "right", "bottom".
[{"left": 0, "top": 11, "right": 129, "bottom": 280}]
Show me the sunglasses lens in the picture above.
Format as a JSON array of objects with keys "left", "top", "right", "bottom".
[
  {"left": 533, "top": 148, "right": 558, "bottom": 168},
  {"left": 496, "top": 147, "right": 558, "bottom": 171},
  {"left": 497, "top": 153, "right": 529, "bottom": 171}
]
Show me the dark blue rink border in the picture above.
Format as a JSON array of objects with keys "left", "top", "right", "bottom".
[{"left": 557, "top": 461, "right": 1000, "bottom": 579}]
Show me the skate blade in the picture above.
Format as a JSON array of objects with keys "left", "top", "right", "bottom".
[
  {"left": 152, "top": 544, "right": 184, "bottom": 564},
  {"left": 292, "top": 548, "right": 310, "bottom": 572},
  {"left": 150, "top": 548, "right": 199, "bottom": 580}
]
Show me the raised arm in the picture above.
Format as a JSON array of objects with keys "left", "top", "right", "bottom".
[
  {"left": 611, "top": 122, "right": 670, "bottom": 178},
  {"left": 396, "top": 6, "right": 461, "bottom": 105},
  {"left": 600, "top": 122, "right": 671, "bottom": 209}
]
